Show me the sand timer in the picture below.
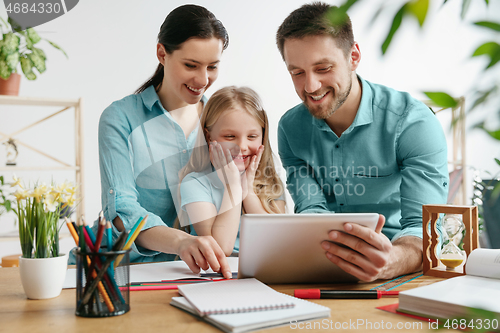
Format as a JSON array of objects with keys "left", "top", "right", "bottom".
[{"left": 439, "top": 214, "right": 467, "bottom": 270}]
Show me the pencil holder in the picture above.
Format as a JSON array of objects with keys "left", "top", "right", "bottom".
[{"left": 74, "top": 248, "right": 131, "bottom": 317}]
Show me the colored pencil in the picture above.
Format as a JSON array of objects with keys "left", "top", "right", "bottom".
[
  {"left": 114, "top": 215, "right": 148, "bottom": 268},
  {"left": 106, "top": 220, "right": 112, "bottom": 252}
]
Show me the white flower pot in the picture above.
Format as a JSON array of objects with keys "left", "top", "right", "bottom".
[{"left": 19, "top": 253, "right": 69, "bottom": 299}]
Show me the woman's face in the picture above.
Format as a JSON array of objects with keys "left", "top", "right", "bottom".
[{"left": 158, "top": 37, "right": 223, "bottom": 111}]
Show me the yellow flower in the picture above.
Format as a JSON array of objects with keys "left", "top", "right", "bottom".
[
  {"left": 13, "top": 188, "right": 29, "bottom": 201},
  {"left": 32, "top": 183, "right": 48, "bottom": 203},
  {"left": 11, "top": 175, "right": 22, "bottom": 188}
]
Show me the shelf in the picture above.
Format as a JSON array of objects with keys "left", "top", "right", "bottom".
[{"left": 0, "top": 96, "right": 85, "bottom": 218}]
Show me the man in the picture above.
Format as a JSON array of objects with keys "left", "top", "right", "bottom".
[{"left": 276, "top": 2, "right": 448, "bottom": 281}]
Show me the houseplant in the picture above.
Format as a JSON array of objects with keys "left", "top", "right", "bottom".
[
  {"left": 0, "top": 16, "right": 67, "bottom": 95},
  {"left": 11, "top": 176, "right": 76, "bottom": 299}
]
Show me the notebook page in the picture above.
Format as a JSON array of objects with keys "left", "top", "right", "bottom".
[{"left": 177, "top": 278, "right": 295, "bottom": 316}]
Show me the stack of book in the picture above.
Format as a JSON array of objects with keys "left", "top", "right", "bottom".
[{"left": 170, "top": 278, "right": 330, "bottom": 333}]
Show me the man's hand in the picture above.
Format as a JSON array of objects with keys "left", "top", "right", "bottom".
[{"left": 321, "top": 214, "right": 392, "bottom": 282}]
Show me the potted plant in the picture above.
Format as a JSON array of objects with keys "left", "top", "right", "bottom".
[
  {"left": 0, "top": 16, "right": 67, "bottom": 95},
  {"left": 11, "top": 176, "right": 77, "bottom": 299}
]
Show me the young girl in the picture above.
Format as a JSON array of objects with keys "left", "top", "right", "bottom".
[{"left": 179, "top": 86, "right": 285, "bottom": 256}]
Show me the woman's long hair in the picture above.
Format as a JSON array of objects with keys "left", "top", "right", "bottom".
[
  {"left": 136, "top": 5, "right": 229, "bottom": 94},
  {"left": 179, "top": 86, "right": 284, "bottom": 214}
]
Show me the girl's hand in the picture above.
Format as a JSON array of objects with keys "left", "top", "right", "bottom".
[
  {"left": 210, "top": 141, "right": 241, "bottom": 188},
  {"left": 242, "top": 145, "right": 264, "bottom": 198},
  {"left": 177, "top": 235, "right": 232, "bottom": 279}
]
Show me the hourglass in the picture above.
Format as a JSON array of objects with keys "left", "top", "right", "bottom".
[
  {"left": 423, "top": 205, "right": 478, "bottom": 278},
  {"left": 439, "top": 215, "right": 467, "bottom": 270}
]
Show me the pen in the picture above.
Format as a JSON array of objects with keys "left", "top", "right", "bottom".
[{"left": 294, "top": 289, "right": 400, "bottom": 299}]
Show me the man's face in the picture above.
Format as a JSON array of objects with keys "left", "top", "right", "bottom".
[{"left": 283, "top": 35, "right": 355, "bottom": 120}]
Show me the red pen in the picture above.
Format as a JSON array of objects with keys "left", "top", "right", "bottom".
[{"left": 294, "top": 289, "right": 399, "bottom": 299}]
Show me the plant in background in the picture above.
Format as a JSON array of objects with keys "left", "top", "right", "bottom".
[
  {"left": 12, "top": 177, "right": 76, "bottom": 258},
  {"left": 330, "top": 0, "right": 500, "bottom": 144},
  {"left": 0, "top": 16, "right": 67, "bottom": 80},
  {"left": 0, "top": 175, "right": 14, "bottom": 216}
]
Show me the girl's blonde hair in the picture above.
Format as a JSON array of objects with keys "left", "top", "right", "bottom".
[{"left": 179, "top": 86, "right": 284, "bottom": 214}]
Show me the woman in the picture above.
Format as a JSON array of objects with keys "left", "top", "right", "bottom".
[{"left": 96, "top": 4, "right": 231, "bottom": 278}]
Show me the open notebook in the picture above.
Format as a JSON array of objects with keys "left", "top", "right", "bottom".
[
  {"left": 171, "top": 292, "right": 330, "bottom": 333},
  {"left": 177, "top": 278, "right": 295, "bottom": 316}
]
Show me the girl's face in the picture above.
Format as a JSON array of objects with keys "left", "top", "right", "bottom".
[
  {"left": 158, "top": 37, "right": 223, "bottom": 111},
  {"left": 207, "top": 108, "right": 263, "bottom": 172}
]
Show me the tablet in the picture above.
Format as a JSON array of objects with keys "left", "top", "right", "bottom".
[{"left": 238, "top": 213, "right": 379, "bottom": 284}]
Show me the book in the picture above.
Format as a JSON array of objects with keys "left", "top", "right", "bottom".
[
  {"left": 171, "top": 292, "right": 330, "bottom": 333},
  {"left": 398, "top": 249, "right": 500, "bottom": 319},
  {"left": 177, "top": 278, "right": 295, "bottom": 316}
]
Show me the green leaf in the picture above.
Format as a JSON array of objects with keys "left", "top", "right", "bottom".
[
  {"left": 469, "top": 86, "right": 498, "bottom": 112},
  {"left": 474, "top": 21, "right": 500, "bottom": 31},
  {"left": 382, "top": 4, "right": 406, "bottom": 54},
  {"left": 28, "top": 52, "right": 45, "bottom": 73},
  {"left": 5, "top": 52, "right": 19, "bottom": 71},
  {"left": 33, "top": 47, "right": 46, "bottom": 60},
  {"left": 26, "top": 28, "right": 41, "bottom": 44},
  {"left": 2, "top": 33, "right": 20, "bottom": 54},
  {"left": 461, "top": 0, "right": 471, "bottom": 19},
  {"left": 407, "top": 0, "right": 429, "bottom": 27},
  {"left": 7, "top": 17, "right": 23, "bottom": 32},
  {"left": 20, "top": 56, "right": 36, "bottom": 80},
  {"left": 484, "top": 0, "right": 489, "bottom": 5},
  {"left": 424, "top": 92, "right": 459, "bottom": 108},
  {"left": 325, "top": 6, "right": 350, "bottom": 28},
  {"left": 3, "top": 200, "right": 11, "bottom": 212},
  {"left": 472, "top": 42, "right": 500, "bottom": 69},
  {"left": 339, "top": 0, "right": 359, "bottom": 12},
  {"left": 484, "top": 128, "right": 500, "bottom": 140},
  {"left": 45, "top": 39, "right": 68, "bottom": 58},
  {"left": 495, "top": 158, "right": 500, "bottom": 166},
  {"left": 0, "top": 59, "right": 11, "bottom": 79}
]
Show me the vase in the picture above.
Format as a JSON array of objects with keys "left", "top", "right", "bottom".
[
  {"left": 19, "top": 253, "right": 69, "bottom": 299},
  {"left": 0, "top": 73, "right": 21, "bottom": 95}
]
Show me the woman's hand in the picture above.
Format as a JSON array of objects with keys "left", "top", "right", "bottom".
[
  {"left": 177, "top": 234, "right": 232, "bottom": 279},
  {"left": 210, "top": 141, "right": 241, "bottom": 189},
  {"left": 241, "top": 145, "right": 264, "bottom": 198}
]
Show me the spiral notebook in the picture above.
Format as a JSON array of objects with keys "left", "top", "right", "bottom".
[
  {"left": 177, "top": 278, "right": 295, "bottom": 316},
  {"left": 171, "top": 293, "right": 330, "bottom": 333}
]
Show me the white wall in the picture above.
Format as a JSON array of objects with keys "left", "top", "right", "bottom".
[{"left": 1, "top": 0, "right": 499, "bottom": 250}]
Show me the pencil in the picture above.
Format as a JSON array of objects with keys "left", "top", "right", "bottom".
[
  {"left": 106, "top": 220, "right": 112, "bottom": 252},
  {"left": 126, "top": 216, "right": 144, "bottom": 245},
  {"left": 67, "top": 218, "right": 114, "bottom": 312},
  {"left": 114, "top": 215, "right": 148, "bottom": 268},
  {"left": 88, "top": 215, "right": 106, "bottom": 279}
]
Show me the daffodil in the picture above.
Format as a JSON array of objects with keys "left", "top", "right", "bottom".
[
  {"left": 13, "top": 188, "right": 29, "bottom": 201},
  {"left": 32, "top": 183, "right": 48, "bottom": 203},
  {"left": 44, "top": 193, "right": 58, "bottom": 212},
  {"left": 11, "top": 175, "right": 22, "bottom": 188}
]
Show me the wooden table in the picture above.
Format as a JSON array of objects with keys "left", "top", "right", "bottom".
[{"left": 0, "top": 267, "right": 451, "bottom": 332}]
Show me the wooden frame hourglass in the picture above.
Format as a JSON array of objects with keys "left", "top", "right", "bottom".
[{"left": 423, "top": 205, "right": 479, "bottom": 278}]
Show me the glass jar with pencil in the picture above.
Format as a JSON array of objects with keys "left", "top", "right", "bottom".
[{"left": 67, "top": 213, "right": 148, "bottom": 317}]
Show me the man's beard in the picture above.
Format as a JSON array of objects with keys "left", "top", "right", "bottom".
[{"left": 305, "top": 75, "right": 352, "bottom": 120}]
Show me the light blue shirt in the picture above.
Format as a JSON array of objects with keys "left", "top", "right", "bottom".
[
  {"left": 96, "top": 85, "right": 202, "bottom": 262},
  {"left": 180, "top": 168, "right": 286, "bottom": 252},
  {"left": 278, "top": 76, "right": 449, "bottom": 241}
]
